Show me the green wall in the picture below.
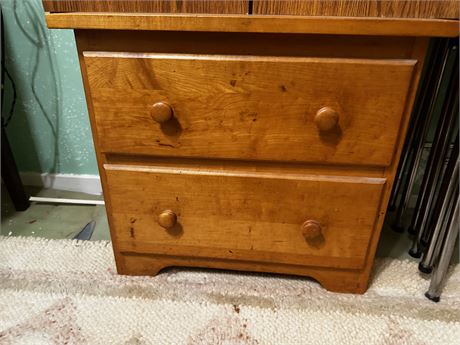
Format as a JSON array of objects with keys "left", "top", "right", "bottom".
[{"left": 1, "top": 0, "right": 98, "bottom": 175}]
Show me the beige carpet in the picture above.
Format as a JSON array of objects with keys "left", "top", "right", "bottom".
[{"left": 0, "top": 236, "right": 459, "bottom": 345}]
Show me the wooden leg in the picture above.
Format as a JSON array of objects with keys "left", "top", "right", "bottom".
[
  {"left": 119, "top": 253, "right": 166, "bottom": 276},
  {"left": 312, "top": 270, "right": 369, "bottom": 294},
  {"left": 1, "top": 127, "right": 29, "bottom": 211}
]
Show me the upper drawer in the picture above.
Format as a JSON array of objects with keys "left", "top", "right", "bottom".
[{"left": 84, "top": 52, "right": 416, "bottom": 166}]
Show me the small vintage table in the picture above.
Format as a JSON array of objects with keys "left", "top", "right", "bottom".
[{"left": 43, "top": 0, "right": 459, "bottom": 293}]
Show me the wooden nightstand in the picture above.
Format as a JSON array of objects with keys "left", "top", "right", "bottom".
[{"left": 43, "top": 0, "right": 459, "bottom": 293}]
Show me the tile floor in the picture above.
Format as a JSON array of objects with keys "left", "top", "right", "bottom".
[
  {"left": 1, "top": 186, "right": 110, "bottom": 241},
  {"left": 1, "top": 185, "right": 457, "bottom": 262}
]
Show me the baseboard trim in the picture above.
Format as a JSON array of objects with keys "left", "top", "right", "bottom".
[{"left": 20, "top": 172, "right": 102, "bottom": 196}]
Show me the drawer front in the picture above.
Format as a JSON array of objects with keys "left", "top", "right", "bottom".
[
  {"left": 85, "top": 53, "right": 416, "bottom": 166},
  {"left": 106, "top": 164, "right": 386, "bottom": 270}
]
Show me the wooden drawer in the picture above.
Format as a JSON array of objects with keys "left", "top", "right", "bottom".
[
  {"left": 85, "top": 53, "right": 416, "bottom": 166},
  {"left": 106, "top": 164, "right": 386, "bottom": 270}
]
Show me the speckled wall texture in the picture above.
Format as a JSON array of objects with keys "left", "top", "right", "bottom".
[{"left": 1, "top": 0, "right": 98, "bottom": 175}]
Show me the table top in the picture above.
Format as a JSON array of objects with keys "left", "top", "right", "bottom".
[
  {"left": 42, "top": 0, "right": 459, "bottom": 19},
  {"left": 43, "top": 0, "right": 459, "bottom": 37},
  {"left": 44, "top": 13, "right": 459, "bottom": 37}
]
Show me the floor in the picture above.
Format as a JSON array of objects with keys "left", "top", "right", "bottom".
[
  {"left": 1, "top": 184, "right": 432, "bottom": 260},
  {"left": 2, "top": 236, "right": 458, "bottom": 344},
  {"left": 1, "top": 186, "right": 110, "bottom": 241}
]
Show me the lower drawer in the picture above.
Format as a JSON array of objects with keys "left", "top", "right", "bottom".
[{"left": 105, "top": 164, "right": 386, "bottom": 270}]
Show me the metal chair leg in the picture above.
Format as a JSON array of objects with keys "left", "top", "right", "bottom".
[
  {"left": 388, "top": 40, "right": 440, "bottom": 212},
  {"left": 392, "top": 40, "right": 452, "bottom": 233},
  {"left": 419, "top": 154, "right": 459, "bottom": 273},
  {"left": 408, "top": 70, "right": 459, "bottom": 258},
  {"left": 425, "top": 195, "right": 459, "bottom": 302}
]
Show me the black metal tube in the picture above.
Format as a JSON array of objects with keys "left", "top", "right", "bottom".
[
  {"left": 419, "top": 138, "right": 459, "bottom": 273},
  {"left": 425, "top": 192, "right": 459, "bottom": 302},
  {"left": 388, "top": 40, "right": 440, "bottom": 212},
  {"left": 392, "top": 40, "right": 452, "bottom": 232},
  {"left": 408, "top": 64, "right": 458, "bottom": 258},
  {"left": 1, "top": 126, "right": 30, "bottom": 211}
]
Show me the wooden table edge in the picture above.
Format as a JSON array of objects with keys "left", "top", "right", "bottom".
[{"left": 45, "top": 13, "right": 459, "bottom": 37}]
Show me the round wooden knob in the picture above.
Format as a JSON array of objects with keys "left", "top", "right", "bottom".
[
  {"left": 301, "top": 220, "right": 322, "bottom": 241},
  {"left": 158, "top": 210, "right": 177, "bottom": 229},
  {"left": 314, "top": 107, "right": 339, "bottom": 131},
  {"left": 151, "top": 102, "right": 173, "bottom": 123}
]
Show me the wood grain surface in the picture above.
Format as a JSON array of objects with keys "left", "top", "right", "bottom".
[
  {"left": 105, "top": 164, "right": 386, "bottom": 270},
  {"left": 75, "top": 30, "right": 417, "bottom": 59},
  {"left": 42, "top": 0, "right": 247, "bottom": 14},
  {"left": 84, "top": 52, "right": 415, "bottom": 167},
  {"left": 45, "top": 13, "right": 460, "bottom": 37},
  {"left": 253, "top": 0, "right": 459, "bottom": 19},
  {"left": 73, "top": 22, "right": 430, "bottom": 293},
  {"left": 120, "top": 253, "right": 371, "bottom": 293},
  {"left": 42, "top": 0, "right": 458, "bottom": 19}
]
